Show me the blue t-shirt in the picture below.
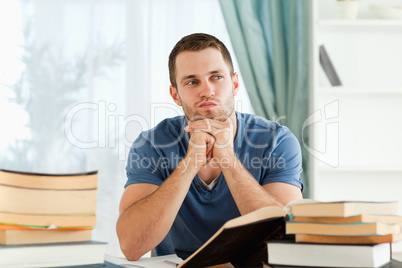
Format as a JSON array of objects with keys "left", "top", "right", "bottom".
[{"left": 125, "top": 112, "right": 303, "bottom": 259}]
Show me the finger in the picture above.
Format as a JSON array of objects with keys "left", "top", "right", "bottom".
[
  {"left": 206, "top": 135, "right": 215, "bottom": 156},
  {"left": 188, "top": 119, "right": 230, "bottom": 133},
  {"left": 206, "top": 150, "right": 213, "bottom": 162},
  {"left": 186, "top": 126, "right": 215, "bottom": 138},
  {"left": 206, "top": 136, "right": 215, "bottom": 163},
  {"left": 185, "top": 121, "right": 214, "bottom": 134},
  {"left": 187, "top": 119, "right": 213, "bottom": 133},
  {"left": 188, "top": 130, "right": 215, "bottom": 151}
]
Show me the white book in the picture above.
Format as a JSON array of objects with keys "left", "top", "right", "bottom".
[
  {"left": 266, "top": 240, "right": 391, "bottom": 268},
  {"left": 0, "top": 241, "right": 106, "bottom": 268}
]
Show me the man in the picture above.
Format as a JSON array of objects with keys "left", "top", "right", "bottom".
[{"left": 116, "top": 33, "right": 303, "bottom": 261}]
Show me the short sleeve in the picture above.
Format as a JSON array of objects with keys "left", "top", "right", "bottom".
[
  {"left": 262, "top": 126, "right": 304, "bottom": 191},
  {"left": 125, "top": 134, "right": 165, "bottom": 188}
]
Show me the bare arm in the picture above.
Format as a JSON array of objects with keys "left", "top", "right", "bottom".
[
  {"left": 116, "top": 130, "right": 214, "bottom": 261},
  {"left": 220, "top": 155, "right": 302, "bottom": 215},
  {"left": 116, "top": 159, "right": 198, "bottom": 260}
]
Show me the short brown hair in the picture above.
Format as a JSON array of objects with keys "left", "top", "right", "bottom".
[{"left": 168, "top": 33, "right": 234, "bottom": 88}]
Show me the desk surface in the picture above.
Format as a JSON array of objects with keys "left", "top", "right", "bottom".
[
  {"left": 394, "top": 252, "right": 402, "bottom": 262},
  {"left": 264, "top": 253, "right": 402, "bottom": 268},
  {"left": 105, "top": 251, "right": 402, "bottom": 268}
]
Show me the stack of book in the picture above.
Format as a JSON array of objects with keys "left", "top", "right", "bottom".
[
  {"left": 266, "top": 201, "right": 402, "bottom": 268},
  {"left": 0, "top": 169, "right": 108, "bottom": 268},
  {"left": 165, "top": 201, "right": 402, "bottom": 268}
]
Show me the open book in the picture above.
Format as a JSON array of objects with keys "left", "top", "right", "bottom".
[{"left": 177, "top": 204, "right": 297, "bottom": 268}]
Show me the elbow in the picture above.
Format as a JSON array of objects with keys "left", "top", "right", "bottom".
[
  {"left": 116, "top": 220, "right": 145, "bottom": 261},
  {"left": 122, "top": 248, "right": 142, "bottom": 261},
  {"left": 120, "top": 240, "right": 148, "bottom": 261},
  {"left": 117, "top": 233, "right": 144, "bottom": 261}
]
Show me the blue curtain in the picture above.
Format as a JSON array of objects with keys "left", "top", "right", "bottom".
[{"left": 219, "top": 0, "right": 311, "bottom": 197}]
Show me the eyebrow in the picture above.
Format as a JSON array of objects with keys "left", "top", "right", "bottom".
[
  {"left": 179, "top": 70, "right": 224, "bottom": 85},
  {"left": 180, "top": 75, "right": 196, "bottom": 85}
]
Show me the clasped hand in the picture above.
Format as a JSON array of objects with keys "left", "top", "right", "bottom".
[{"left": 184, "top": 118, "right": 235, "bottom": 168}]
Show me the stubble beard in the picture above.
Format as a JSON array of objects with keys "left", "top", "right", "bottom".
[{"left": 180, "top": 95, "right": 235, "bottom": 123}]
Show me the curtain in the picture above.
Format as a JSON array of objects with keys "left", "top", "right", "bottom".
[
  {"left": 219, "top": 0, "right": 311, "bottom": 197},
  {"left": 0, "top": 0, "right": 254, "bottom": 257}
]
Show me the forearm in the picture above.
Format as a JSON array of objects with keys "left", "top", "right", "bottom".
[
  {"left": 221, "top": 156, "right": 285, "bottom": 215},
  {"left": 116, "top": 158, "right": 198, "bottom": 260}
]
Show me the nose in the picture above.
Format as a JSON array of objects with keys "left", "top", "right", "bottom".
[{"left": 199, "top": 81, "right": 215, "bottom": 99}]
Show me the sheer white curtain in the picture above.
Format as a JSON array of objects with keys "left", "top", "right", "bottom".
[
  {"left": 126, "top": 0, "right": 253, "bottom": 131},
  {"left": 0, "top": 0, "right": 253, "bottom": 257}
]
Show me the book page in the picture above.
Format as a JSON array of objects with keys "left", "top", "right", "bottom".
[{"left": 105, "top": 254, "right": 183, "bottom": 268}]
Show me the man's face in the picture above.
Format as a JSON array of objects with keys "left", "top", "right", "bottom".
[{"left": 170, "top": 47, "right": 239, "bottom": 122}]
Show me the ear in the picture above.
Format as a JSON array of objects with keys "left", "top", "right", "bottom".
[
  {"left": 232, "top": 72, "right": 239, "bottom": 96},
  {"left": 170, "top": 85, "right": 182, "bottom": 106}
]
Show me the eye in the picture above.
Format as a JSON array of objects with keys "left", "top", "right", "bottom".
[
  {"left": 186, "top": 80, "right": 198, "bottom": 85},
  {"left": 213, "top": 75, "right": 222, "bottom": 80}
]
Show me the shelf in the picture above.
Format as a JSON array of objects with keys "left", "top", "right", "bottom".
[
  {"left": 319, "top": 166, "right": 402, "bottom": 173},
  {"left": 318, "top": 19, "right": 402, "bottom": 28},
  {"left": 318, "top": 87, "right": 402, "bottom": 96},
  {"left": 311, "top": 0, "right": 402, "bottom": 203}
]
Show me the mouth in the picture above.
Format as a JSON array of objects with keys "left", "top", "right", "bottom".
[{"left": 198, "top": 101, "right": 217, "bottom": 108}]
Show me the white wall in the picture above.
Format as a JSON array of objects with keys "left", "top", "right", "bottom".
[{"left": 312, "top": 0, "right": 402, "bottom": 221}]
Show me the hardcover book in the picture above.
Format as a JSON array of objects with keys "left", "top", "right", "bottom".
[
  {"left": 319, "top": 45, "right": 342, "bottom": 86},
  {"left": 266, "top": 239, "right": 391, "bottom": 268},
  {"left": 290, "top": 201, "right": 398, "bottom": 218},
  {"left": 295, "top": 233, "right": 402, "bottom": 245},
  {"left": 177, "top": 206, "right": 288, "bottom": 268},
  {"left": 286, "top": 221, "right": 401, "bottom": 236},
  {"left": 0, "top": 241, "right": 106, "bottom": 268},
  {"left": 0, "top": 169, "right": 98, "bottom": 216},
  {"left": 0, "top": 224, "right": 92, "bottom": 245},
  {"left": 292, "top": 214, "right": 402, "bottom": 225}
]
